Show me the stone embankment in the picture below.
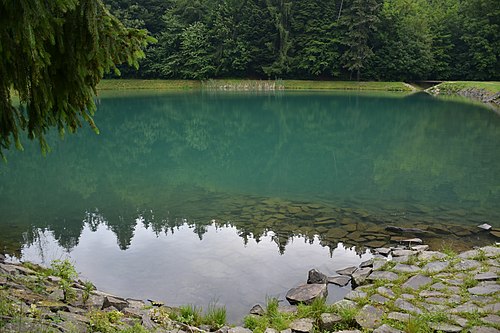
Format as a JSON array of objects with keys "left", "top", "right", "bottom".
[
  {"left": 248, "top": 243, "right": 499, "bottom": 333},
  {"left": 428, "top": 85, "right": 500, "bottom": 107},
  {"left": 1, "top": 243, "right": 499, "bottom": 333}
]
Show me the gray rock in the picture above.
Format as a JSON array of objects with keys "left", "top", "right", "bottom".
[
  {"left": 278, "top": 305, "right": 298, "bottom": 314},
  {"left": 401, "top": 238, "right": 423, "bottom": 244},
  {"left": 468, "top": 327, "right": 500, "bottom": 333},
  {"left": 454, "top": 259, "right": 481, "bottom": 271},
  {"left": 360, "top": 259, "right": 374, "bottom": 268},
  {"left": 354, "top": 305, "right": 383, "bottom": 329},
  {"left": 400, "top": 293, "right": 415, "bottom": 300},
  {"left": 126, "top": 298, "right": 145, "bottom": 309},
  {"left": 328, "top": 276, "right": 351, "bottom": 286},
  {"left": 424, "top": 297, "right": 449, "bottom": 304},
  {"left": 0, "top": 263, "right": 35, "bottom": 276},
  {"left": 419, "top": 290, "right": 445, "bottom": 297},
  {"left": 0, "top": 254, "right": 5, "bottom": 262},
  {"left": 336, "top": 266, "right": 357, "bottom": 276},
  {"left": 333, "top": 299, "right": 357, "bottom": 309},
  {"left": 482, "top": 246, "right": 500, "bottom": 257},
  {"left": 250, "top": 304, "right": 265, "bottom": 316},
  {"left": 377, "top": 287, "right": 396, "bottom": 298},
  {"left": 307, "top": 269, "right": 328, "bottom": 284},
  {"left": 449, "top": 315, "right": 468, "bottom": 327},
  {"left": 122, "top": 307, "right": 145, "bottom": 319},
  {"left": 344, "top": 290, "right": 367, "bottom": 301},
  {"left": 373, "top": 324, "right": 403, "bottom": 333},
  {"left": 280, "top": 329, "right": 291, "bottom": 333},
  {"left": 47, "top": 275, "right": 62, "bottom": 283},
  {"left": 86, "top": 294, "right": 105, "bottom": 309},
  {"left": 391, "top": 255, "right": 412, "bottom": 264},
  {"left": 394, "top": 299, "right": 422, "bottom": 314},
  {"left": 0, "top": 276, "right": 6, "bottom": 285},
  {"left": 392, "top": 249, "right": 415, "bottom": 257},
  {"left": 141, "top": 312, "right": 157, "bottom": 330},
  {"left": 351, "top": 267, "right": 372, "bottom": 287},
  {"left": 58, "top": 311, "right": 90, "bottom": 324},
  {"left": 286, "top": 284, "right": 327, "bottom": 305},
  {"left": 375, "top": 248, "right": 392, "bottom": 256},
  {"left": 429, "top": 323, "right": 462, "bottom": 332},
  {"left": 402, "top": 274, "right": 432, "bottom": 290},
  {"left": 459, "top": 249, "right": 481, "bottom": 259},
  {"left": 319, "top": 313, "right": 342, "bottom": 331},
  {"left": 264, "top": 329, "right": 278, "bottom": 333},
  {"left": 423, "top": 261, "right": 449, "bottom": 273},
  {"left": 289, "top": 318, "right": 314, "bottom": 333},
  {"left": 484, "top": 302, "right": 500, "bottom": 313},
  {"left": 373, "top": 258, "right": 388, "bottom": 270},
  {"left": 418, "top": 251, "right": 447, "bottom": 261},
  {"left": 330, "top": 331, "right": 361, "bottom": 333},
  {"left": 387, "top": 312, "right": 410, "bottom": 322},
  {"left": 474, "top": 272, "right": 498, "bottom": 281},
  {"left": 468, "top": 283, "right": 500, "bottom": 295},
  {"left": 367, "top": 271, "right": 398, "bottom": 281},
  {"left": 48, "top": 288, "right": 64, "bottom": 301},
  {"left": 392, "top": 264, "right": 420, "bottom": 273},
  {"left": 450, "top": 302, "right": 484, "bottom": 314},
  {"left": 228, "top": 327, "right": 253, "bottom": 333},
  {"left": 103, "top": 295, "right": 128, "bottom": 311},
  {"left": 411, "top": 245, "right": 429, "bottom": 251},
  {"left": 482, "top": 314, "right": 500, "bottom": 325},
  {"left": 370, "top": 294, "right": 389, "bottom": 304}
]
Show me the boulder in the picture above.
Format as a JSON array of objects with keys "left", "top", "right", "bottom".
[
  {"left": 286, "top": 284, "right": 327, "bottom": 305},
  {"left": 336, "top": 266, "right": 357, "bottom": 276},
  {"left": 307, "top": 269, "right": 328, "bottom": 284}
]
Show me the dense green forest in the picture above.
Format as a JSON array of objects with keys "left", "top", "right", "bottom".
[{"left": 104, "top": 0, "right": 499, "bottom": 81}]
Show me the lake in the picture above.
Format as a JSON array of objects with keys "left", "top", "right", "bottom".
[{"left": 0, "top": 90, "right": 499, "bottom": 321}]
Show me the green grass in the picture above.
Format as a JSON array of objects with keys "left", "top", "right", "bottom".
[
  {"left": 97, "top": 79, "right": 201, "bottom": 90},
  {"left": 434, "top": 81, "right": 500, "bottom": 94},
  {"left": 97, "top": 79, "right": 413, "bottom": 92}
]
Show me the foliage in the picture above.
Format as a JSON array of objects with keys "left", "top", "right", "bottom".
[
  {"left": 0, "top": 0, "right": 154, "bottom": 156},
  {"left": 89, "top": 310, "right": 124, "bottom": 333},
  {"left": 100, "top": 0, "right": 498, "bottom": 82},
  {"left": 203, "top": 303, "right": 227, "bottom": 329},
  {"left": 49, "top": 259, "right": 78, "bottom": 281},
  {"left": 244, "top": 298, "right": 293, "bottom": 333}
]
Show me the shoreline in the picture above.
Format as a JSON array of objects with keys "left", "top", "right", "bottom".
[{"left": 1, "top": 242, "right": 498, "bottom": 332}]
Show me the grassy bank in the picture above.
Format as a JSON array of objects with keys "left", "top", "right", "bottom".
[
  {"left": 97, "top": 79, "right": 413, "bottom": 92},
  {"left": 431, "top": 81, "right": 500, "bottom": 94}
]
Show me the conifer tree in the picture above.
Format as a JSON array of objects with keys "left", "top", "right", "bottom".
[{"left": 0, "top": 0, "right": 154, "bottom": 156}]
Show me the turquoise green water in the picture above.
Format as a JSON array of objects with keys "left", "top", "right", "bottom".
[{"left": 0, "top": 91, "right": 499, "bottom": 320}]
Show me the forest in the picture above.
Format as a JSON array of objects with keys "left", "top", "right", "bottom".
[{"left": 104, "top": 0, "right": 499, "bottom": 81}]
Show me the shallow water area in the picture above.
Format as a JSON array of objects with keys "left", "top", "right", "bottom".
[{"left": 0, "top": 90, "right": 499, "bottom": 321}]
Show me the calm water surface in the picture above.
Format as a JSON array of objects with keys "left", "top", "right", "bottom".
[{"left": 0, "top": 91, "right": 499, "bottom": 321}]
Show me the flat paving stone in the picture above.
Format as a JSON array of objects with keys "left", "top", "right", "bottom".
[
  {"left": 392, "top": 249, "right": 415, "bottom": 257},
  {"left": 289, "top": 318, "right": 314, "bottom": 333},
  {"left": 328, "top": 275, "right": 351, "bottom": 286},
  {"left": 468, "top": 283, "right": 500, "bottom": 295},
  {"left": 423, "top": 260, "right": 450, "bottom": 273},
  {"left": 429, "top": 323, "right": 462, "bottom": 332},
  {"left": 394, "top": 299, "right": 422, "bottom": 314},
  {"left": 319, "top": 313, "right": 342, "bottom": 331},
  {"left": 370, "top": 294, "right": 389, "bottom": 304},
  {"left": 411, "top": 245, "right": 429, "bottom": 251},
  {"left": 455, "top": 259, "right": 481, "bottom": 271},
  {"left": 344, "top": 290, "right": 367, "bottom": 301},
  {"left": 418, "top": 251, "right": 447, "bottom": 261},
  {"left": 355, "top": 305, "right": 383, "bottom": 329},
  {"left": 375, "top": 248, "right": 392, "bottom": 256},
  {"left": 336, "top": 266, "right": 357, "bottom": 276},
  {"left": 387, "top": 312, "right": 410, "bottom": 322},
  {"left": 367, "top": 271, "right": 399, "bottom": 281},
  {"left": 450, "top": 302, "right": 484, "bottom": 314},
  {"left": 468, "top": 327, "right": 500, "bottom": 333},
  {"left": 373, "top": 259, "right": 388, "bottom": 270},
  {"left": 392, "top": 264, "right": 420, "bottom": 273},
  {"left": 391, "top": 255, "right": 412, "bottom": 263},
  {"left": 402, "top": 274, "right": 432, "bottom": 290},
  {"left": 377, "top": 286, "right": 396, "bottom": 298},
  {"left": 482, "top": 314, "right": 500, "bottom": 325},
  {"left": 474, "top": 272, "right": 498, "bottom": 281},
  {"left": 372, "top": 324, "right": 403, "bottom": 333},
  {"left": 419, "top": 290, "right": 445, "bottom": 297}
]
